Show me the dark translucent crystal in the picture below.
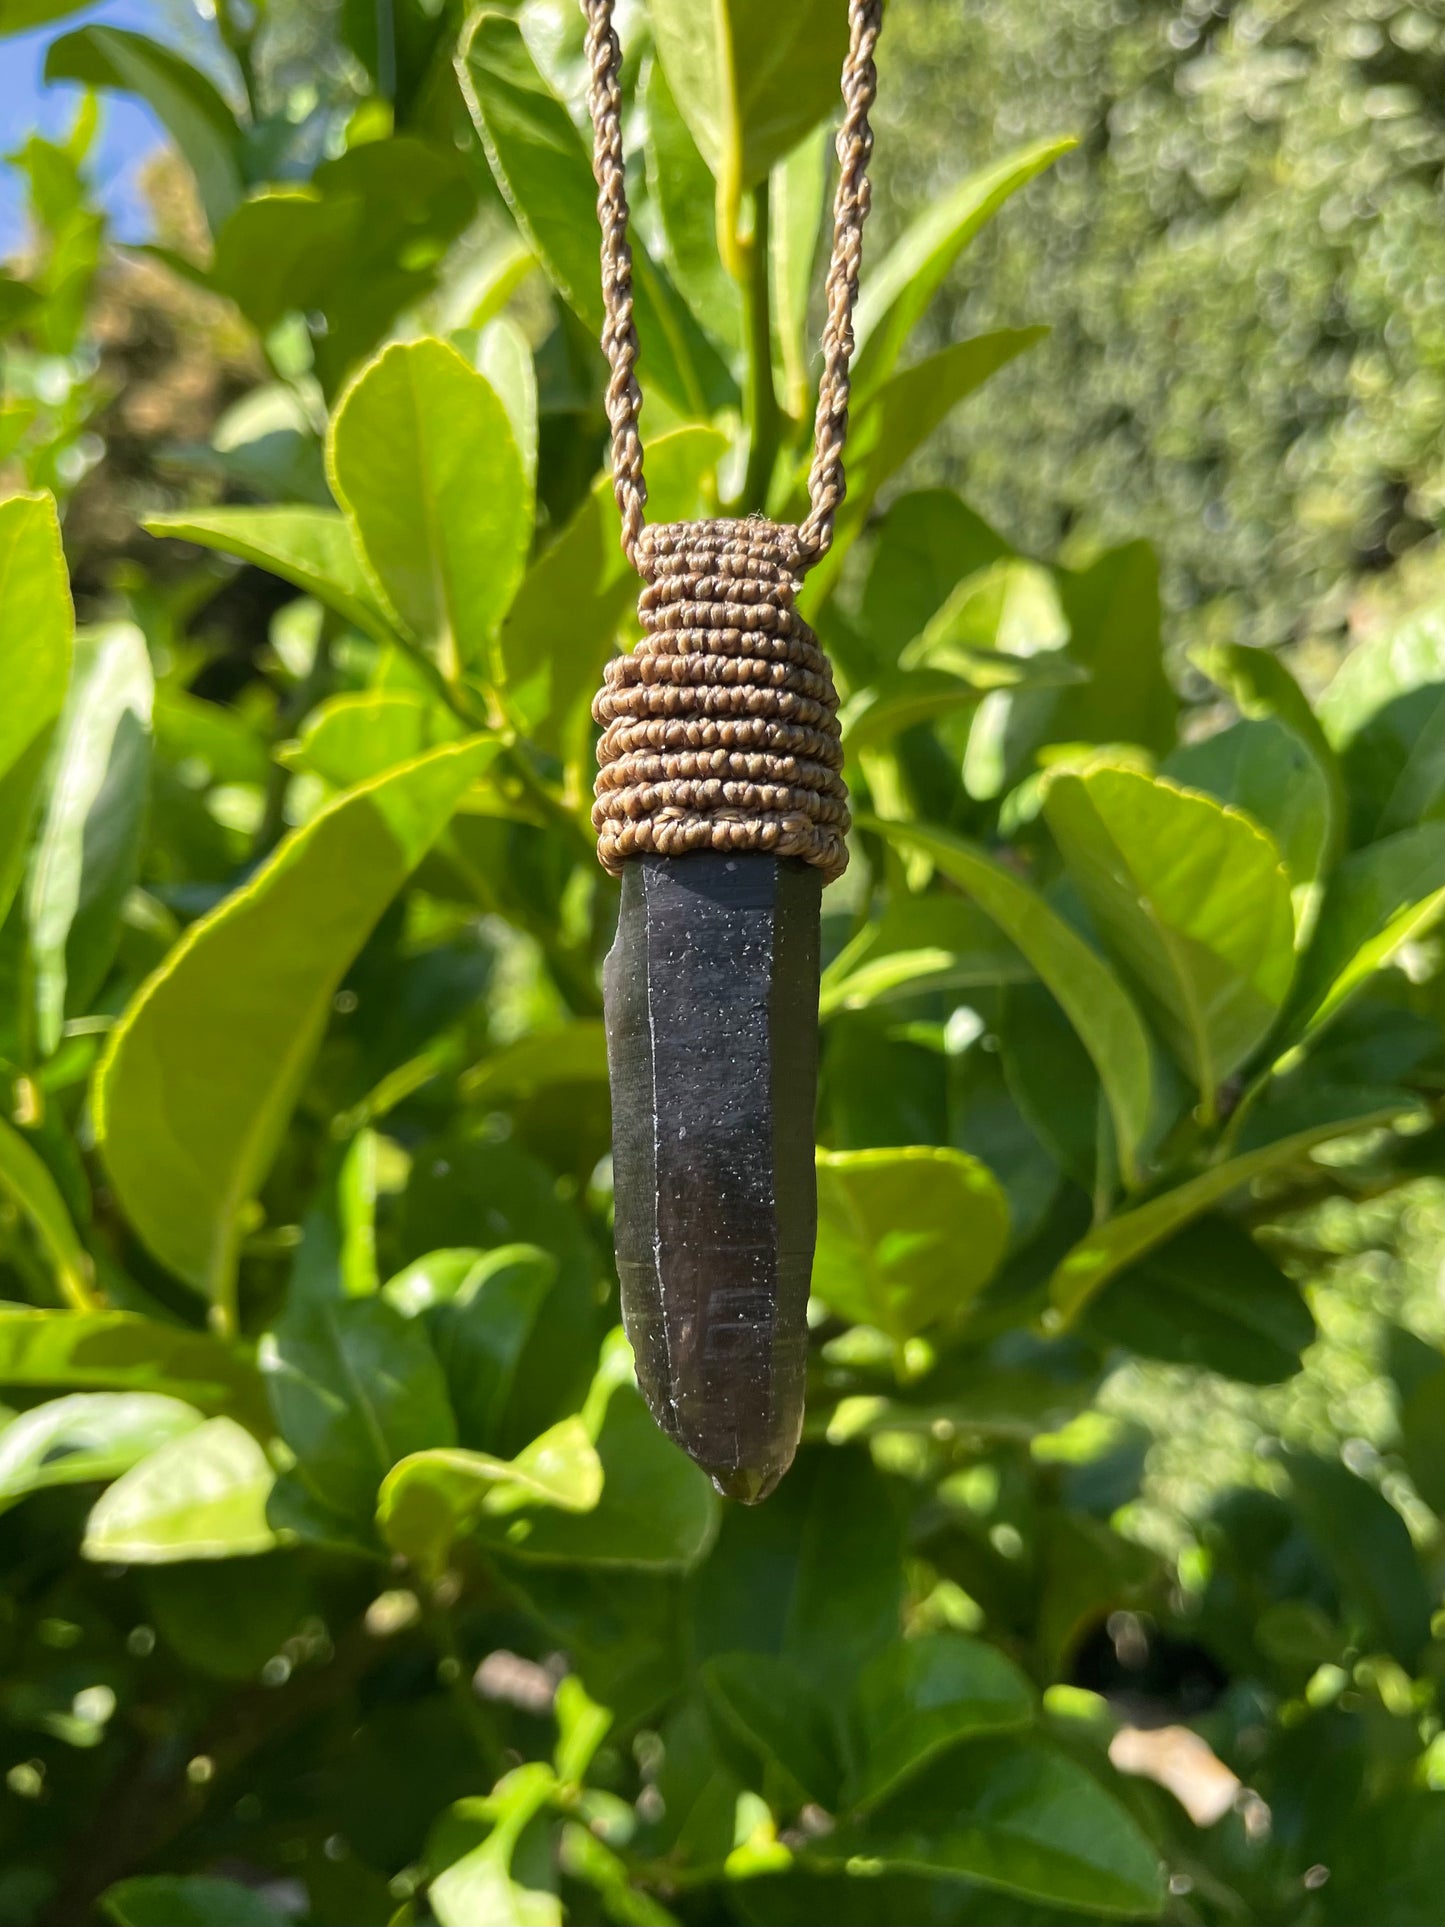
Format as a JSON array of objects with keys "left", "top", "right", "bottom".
[{"left": 603, "top": 853, "right": 822, "bottom": 1503}]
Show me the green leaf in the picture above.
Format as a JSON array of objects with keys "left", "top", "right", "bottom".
[
  {"left": 102, "top": 1876, "right": 291, "bottom": 1927},
  {"left": 26, "top": 622, "right": 153, "bottom": 1054},
  {"left": 500, "top": 426, "right": 726, "bottom": 748},
  {"left": 1192, "top": 640, "right": 1344, "bottom": 853},
  {"left": 329, "top": 338, "right": 532, "bottom": 686},
  {"left": 261, "top": 1296, "right": 456, "bottom": 1523},
  {"left": 209, "top": 141, "right": 479, "bottom": 393},
  {"left": 0, "top": 1309, "right": 267, "bottom": 1422},
  {"left": 1286, "top": 1452, "right": 1432, "bottom": 1668},
  {"left": 870, "top": 819, "right": 1154, "bottom": 1186},
  {"left": 1005, "top": 543, "right": 1177, "bottom": 778},
  {"left": 383, "top": 1244, "right": 559, "bottom": 1451},
  {"left": 0, "top": 1113, "right": 95, "bottom": 1309},
  {"left": 463, "top": 1024, "right": 609, "bottom": 1105},
  {"left": 154, "top": 688, "right": 271, "bottom": 786},
  {"left": 95, "top": 740, "right": 496, "bottom": 1309},
  {"left": 431, "top": 1764, "right": 561, "bottom": 1927},
  {"left": 1043, "top": 761, "right": 1296, "bottom": 1106},
  {"left": 1165, "top": 718, "right": 1332, "bottom": 941},
  {"left": 813, "top": 332, "right": 1045, "bottom": 588},
  {"left": 771, "top": 126, "right": 830, "bottom": 418},
  {"left": 1049, "top": 1109, "right": 1406, "bottom": 1326},
  {"left": 847, "top": 1634, "right": 1035, "bottom": 1812},
  {"left": 459, "top": 12, "right": 736, "bottom": 421},
  {"left": 0, "top": 1392, "right": 202, "bottom": 1511},
  {"left": 0, "top": 492, "right": 72, "bottom": 931},
  {"left": 144, "top": 1555, "right": 307, "bottom": 1681},
  {"left": 45, "top": 28, "right": 243, "bottom": 235},
  {"left": 476, "top": 315, "right": 539, "bottom": 489},
  {"left": 853, "top": 140, "right": 1075, "bottom": 397},
  {"left": 646, "top": 0, "right": 850, "bottom": 236},
  {"left": 477, "top": 1334, "right": 718, "bottom": 1570},
  {"left": 823, "top": 1738, "right": 1164, "bottom": 1919},
  {"left": 378, "top": 1418, "right": 603, "bottom": 1576},
  {"left": 0, "top": 0, "right": 95, "bottom": 36},
  {"left": 82, "top": 1415, "right": 278, "bottom": 1562},
  {"left": 286, "top": 690, "right": 463, "bottom": 790},
  {"left": 813, "top": 1147, "right": 1009, "bottom": 1344},
  {"left": 143, "top": 506, "right": 394, "bottom": 645},
  {"left": 1388, "top": 1328, "right": 1445, "bottom": 1517},
  {"left": 1084, "top": 1212, "right": 1316, "bottom": 1385},
  {"left": 646, "top": 56, "right": 743, "bottom": 353},
  {"left": 1282, "top": 823, "right": 1445, "bottom": 1044},
  {"left": 1318, "top": 601, "right": 1445, "bottom": 839},
  {"left": 702, "top": 1652, "right": 841, "bottom": 1810},
  {"left": 820, "top": 892, "right": 1029, "bottom": 1017}
]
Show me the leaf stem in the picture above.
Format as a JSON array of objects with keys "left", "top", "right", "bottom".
[{"left": 738, "top": 181, "right": 782, "bottom": 516}]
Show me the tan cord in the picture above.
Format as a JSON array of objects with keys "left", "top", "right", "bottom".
[{"left": 582, "top": 0, "right": 883, "bottom": 880}]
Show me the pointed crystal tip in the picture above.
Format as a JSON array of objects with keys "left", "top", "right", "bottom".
[{"left": 704, "top": 1460, "right": 789, "bottom": 1506}]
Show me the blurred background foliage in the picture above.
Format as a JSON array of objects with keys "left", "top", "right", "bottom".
[{"left": 1, "top": 2, "right": 1445, "bottom": 1925}]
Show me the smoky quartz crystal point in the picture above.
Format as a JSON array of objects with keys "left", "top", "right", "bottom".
[{"left": 604, "top": 851, "right": 822, "bottom": 1504}]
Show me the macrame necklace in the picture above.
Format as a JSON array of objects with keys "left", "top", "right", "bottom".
[{"left": 583, "top": 0, "right": 882, "bottom": 1503}]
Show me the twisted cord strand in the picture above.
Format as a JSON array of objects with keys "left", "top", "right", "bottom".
[{"left": 580, "top": 0, "right": 883, "bottom": 568}]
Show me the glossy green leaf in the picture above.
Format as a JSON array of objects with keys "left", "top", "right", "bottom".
[
  {"left": 0, "top": 1114, "right": 95, "bottom": 1310},
  {"left": 500, "top": 426, "right": 725, "bottom": 747},
  {"left": 476, "top": 315, "right": 539, "bottom": 488},
  {"left": 823, "top": 1737, "right": 1164, "bottom": 1919},
  {"left": 771, "top": 126, "right": 830, "bottom": 418},
  {"left": 1049, "top": 1108, "right": 1406, "bottom": 1325},
  {"left": 431, "top": 1764, "right": 560, "bottom": 1927},
  {"left": 813, "top": 1147, "right": 1009, "bottom": 1343},
  {"left": 871, "top": 819, "right": 1154, "bottom": 1185},
  {"left": 1043, "top": 761, "right": 1296, "bottom": 1105},
  {"left": 1287, "top": 1452, "right": 1432, "bottom": 1667},
  {"left": 261, "top": 1295, "right": 456, "bottom": 1522},
  {"left": 702, "top": 1652, "right": 840, "bottom": 1809},
  {"left": 384, "top": 1244, "right": 559, "bottom": 1451},
  {"left": 0, "top": 1392, "right": 202, "bottom": 1510},
  {"left": 1319, "top": 601, "right": 1445, "bottom": 839},
  {"left": 1388, "top": 1329, "right": 1445, "bottom": 1516},
  {"left": 648, "top": 0, "right": 849, "bottom": 199},
  {"left": 847, "top": 1634, "right": 1036, "bottom": 1812},
  {"left": 27, "top": 622, "right": 153, "bottom": 1053},
  {"left": 1165, "top": 717, "right": 1331, "bottom": 940},
  {"left": 853, "top": 140, "right": 1075, "bottom": 397},
  {"left": 646, "top": 56, "right": 742, "bottom": 353},
  {"left": 143, "top": 506, "right": 394, "bottom": 644},
  {"left": 1085, "top": 1212, "right": 1316, "bottom": 1385},
  {"left": 0, "top": 0, "right": 94, "bottom": 36},
  {"left": 814, "top": 332, "right": 1045, "bottom": 586},
  {"left": 153, "top": 688, "right": 271, "bottom": 786},
  {"left": 329, "top": 338, "right": 531, "bottom": 687},
  {"left": 820, "top": 893, "right": 1029, "bottom": 1017},
  {"left": 0, "top": 1309, "right": 267, "bottom": 1421},
  {"left": 1193, "top": 639, "right": 1344, "bottom": 850},
  {"left": 477, "top": 1334, "right": 718, "bottom": 1570},
  {"left": 0, "top": 492, "right": 72, "bottom": 930},
  {"left": 286, "top": 690, "right": 463, "bottom": 790},
  {"left": 1283, "top": 822, "right": 1445, "bottom": 1043},
  {"left": 96, "top": 740, "right": 495, "bottom": 1307},
  {"left": 459, "top": 12, "right": 735, "bottom": 421},
  {"left": 463, "top": 1023, "right": 609, "bottom": 1105},
  {"left": 143, "top": 1554, "right": 307, "bottom": 1682},
  {"left": 45, "top": 28, "right": 242, "bottom": 235},
  {"left": 1006, "top": 543, "right": 1177, "bottom": 775},
  {"left": 378, "top": 1418, "right": 603, "bottom": 1576},
  {"left": 102, "top": 1876, "right": 290, "bottom": 1927},
  {"left": 83, "top": 1415, "right": 278, "bottom": 1563}
]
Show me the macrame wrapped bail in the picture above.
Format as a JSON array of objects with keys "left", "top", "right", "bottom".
[
  {"left": 592, "top": 519, "right": 850, "bottom": 880},
  {"left": 582, "top": 0, "right": 882, "bottom": 1502}
]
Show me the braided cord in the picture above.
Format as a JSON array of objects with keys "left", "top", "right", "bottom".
[{"left": 581, "top": 0, "right": 884, "bottom": 572}]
